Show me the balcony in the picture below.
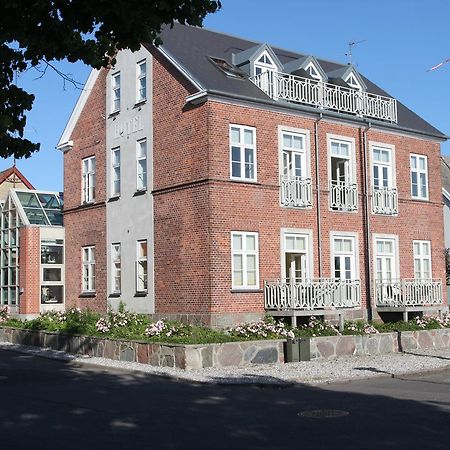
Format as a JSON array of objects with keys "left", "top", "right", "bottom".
[
  {"left": 372, "top": 187, "right": 398, "bottom": 215},
  {"left": 375, "top": 279, "right": 443, "bottom": 308},
  {"left": 330, "top": 181, "right": 358, "bottom": 211},
  {"left": 280, "top": 175, "right": 312, "bottom": 208},
  {"left": 250, "top": 71, "right": 398, "bottom": 123},
  {"left": 264, "top": 278, "right": 361, "bottom": 312}
]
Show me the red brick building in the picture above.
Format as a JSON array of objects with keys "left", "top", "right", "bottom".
[{"left": 58, "top": 24, "right": 447, "bottom": 327}]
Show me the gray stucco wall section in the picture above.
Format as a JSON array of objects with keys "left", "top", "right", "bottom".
[{"left": 105, "top": 47, "right": 154, "bottom": 313}]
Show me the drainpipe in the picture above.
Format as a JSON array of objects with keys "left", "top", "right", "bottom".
[
  {"left": 314, "top": 114, "right": 323, "bottom": 278},
  {"left": 362, "top": 123, "right": 373, "bottom": 321}
]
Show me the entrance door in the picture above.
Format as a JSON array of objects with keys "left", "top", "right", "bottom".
[{"left": 285, "top": 252, "right": 306, "bottom": 281}]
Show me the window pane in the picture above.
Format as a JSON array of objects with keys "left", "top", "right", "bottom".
[
  {"left": 422, "top": 243, "right": 429, "bottom": 256},
  {"left": 285, "top": 236, "right": 295, "bottom": 251},
  {"left": 419, "top": 157, "right": 426, "bottom": 170},
  {"left": 246, "top": 270, "right": 256, "bottom": 286},
  {"left": 342, "top": 239, "right": 352, "bottom": 252},
  {"left": 233, "top": 270, "right": 243, "bottom": 286},
  {"left": 293, "top": 136, "right": 303, "bottom": 149},
  {"left": 247, "top": 254, "right": 256, "bottom": 271},
  {"left": 244, "top": 129, "right": 253, "bottom": 145},
  {"left": 413, "top": 242, "right": 420, "bottom": 256},
  {"left": 43, "top": 268, "right": 62, "bottom": 282},
  {"left": 246, "top": 235, "right": 256, "bottom": 251},
  {"left": 232, "top": 234, "right": 242, "bottom": 251},
  {"left": 232, "top": 162, "right": 241, "bottom": 178},
  {"left": 231, "top": 128, "right": 240, "bottom": 144},
  {"left": 233, "top": 254, "right": 242, "bottom": 271},
  {"left": 411, "top": 156, "right": 417, "bottom": 169},
  {"left": 283, "top": 134, "right": 292, "bottom": 148},
  {"left": 41, "top": 286, "right": 64, "bottom": 304},
  {"left": 42, "top": 245, "right": 63, "bottom": 264},
  {"left": 334, "top": 239, "right": 342, "bottom": 252}
]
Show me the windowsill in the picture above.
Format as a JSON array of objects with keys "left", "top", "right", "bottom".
[
  {"left": 108, "top": 293, "right": 121, "bottom": 298},
  {"left": 411, "top": 196, "right": 430, "bottom": 202},
  {"left": 133, "top": 189, "right": 147, "bottom": 197},
  {"left": 109, "top": 111, "right": 120, "bottom": 119},
  {"left": 108, "top": 196, "right": 120, "bottom": 203},
  {"left": 79, "top": 292, "right": 96, "bottom": 298},
  {"left": 229, "top": 178, "right": 260, "bottom": 185},
  {"left": 134, "top": 291, "right": 148, "bottom": 297},
  {"left": 231, "top": 288, "right": 263, "bottom": 293},
  {"left": 81, "top": 201, "right": 95, "bottom": 207},
  {"left": 134, "top": 99, "right": 147, "bottom": 108}
]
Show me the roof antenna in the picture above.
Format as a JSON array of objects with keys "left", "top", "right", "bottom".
[
  {"left": 345, "top": 40, "right": 366, "bottom": 65},
  {"left": 427, "top": 58, "right": 450, "bottom": 72}
]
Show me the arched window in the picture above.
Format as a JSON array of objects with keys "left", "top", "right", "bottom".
[{"left": 345, "top": 72, "right": 362, "bottom": 90}]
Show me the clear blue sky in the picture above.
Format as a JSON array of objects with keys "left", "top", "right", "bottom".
[{"left": 8, "top": 0, "right": 450, "bottom": 191}]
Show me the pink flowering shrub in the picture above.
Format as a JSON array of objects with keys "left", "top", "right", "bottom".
[
  {"left": 144, "top": 320, "right": 190, "bottom": 338},
  {"left": 0, "top": 305, "right": 9, "bottom": 323},
  {"left": 297, "top": 316, "right": 341, "bottom": 337},
  {"left": 95, "top": 308, "right": 147, "bottom": 337},
  {"left": 344, "top": 320, "right": 379, "bottom": 335},
  {"left": 228, "top": 317, "right": 295, "bottom": 339}
]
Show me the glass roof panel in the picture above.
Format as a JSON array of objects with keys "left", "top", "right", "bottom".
[
  {"left": 23, "top": 208, "right": 49, "bottom": 225},
  {"left": 37, "top": 193, "right": 60, "bottom": 209},
  {"left": 16, "top": 192, "right": 40, "bottom": 208},
  {"left": 45, "top": 210, "right": 63, "bottom": 226}
]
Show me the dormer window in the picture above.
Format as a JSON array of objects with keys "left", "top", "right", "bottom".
[
  {"left": 254, "top": 51, "right": 278, "bottom": 97},
  {"left": 305, "top": 63, "right": 322, "bottom": 81},
  {"left": 345, "top": 73, "right": 362, "bottom": 90}
]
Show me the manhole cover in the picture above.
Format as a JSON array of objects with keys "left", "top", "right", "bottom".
[{"left": 299, "top": 409, "right": 349, "bottom": 419}]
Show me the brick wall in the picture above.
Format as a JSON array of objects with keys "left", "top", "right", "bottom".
[
  {"left": 63, "top": 69, "right": 107, "bottom": 312},
  {"left": 19, "top": 227, "right": 40, "bottom": 315}
]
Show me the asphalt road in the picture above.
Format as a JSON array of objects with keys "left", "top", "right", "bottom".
[{"left": 1, "top": 349, "right": 449, "bottom": 450}]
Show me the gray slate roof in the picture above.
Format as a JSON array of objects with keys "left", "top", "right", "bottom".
[
  {"left": 441, "top": 157, "right": 450, "bottom": 193},
  {"left": 156, "top": 23, "right": 446, "bottom": 140}
]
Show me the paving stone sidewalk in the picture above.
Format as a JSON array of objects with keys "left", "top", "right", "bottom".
[{"left": 2, "top": 341, "right": 450, "bottom": 386}]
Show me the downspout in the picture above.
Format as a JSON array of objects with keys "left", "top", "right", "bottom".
[
  {"left": 362, "top": 123, "right": 373, "bottom": 321},
  {"left": 314, "top": 114, "right": 324, "bottom": 277}
]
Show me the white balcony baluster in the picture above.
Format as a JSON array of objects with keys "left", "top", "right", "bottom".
[
  {"left": 329, "top": 181, "right": 358, "bottom": 211},
  {"left": 250, "top": 71, "right": 398, "bottom": 123},
  {"left": 375, "top": 279, "right": 442, "bottom": 307},
  {"left": 280, "top": 176, "right": 312, "bottom": 208},
  {"left": 264, "top": 278, "right": 361, "bottom": 311},
  {"left": 372, "top": 187, "right": 398, "bottom": 215}
]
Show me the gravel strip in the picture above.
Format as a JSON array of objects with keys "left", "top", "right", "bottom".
[{"left": 2, "top": 341, "right": 450, "bottom": 386}]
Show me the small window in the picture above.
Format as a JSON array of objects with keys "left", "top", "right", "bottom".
[
  {"left": 413, "top": 240, "right": 432, "bottom": 279},
  {"left": 82, "top": 246, "right": 95, "bottom": 293},
  {"left": 136, "top": 139, "right": 147, "bottom": 191},
  {"left": 136, "top": 240, "right": 148, "bottom": 293},
  {"left": 345, "top": 73, "right": 362, "bottom": 90},
  {"left": 230, "top": 125, "right": 256, "bottom": 181},
  {"left": 41, "top": 285, "right": 64, "bottom": 304},
  {"left": 111, "top": 72, "right": 121, "bottom": 113},
  {"left": 209, "top": 57, "right": 245, "bottom": 78},
  {"left": 82, "top": 156, "right": 96, "bottom": 204},
  {"left": 111, "top": 147, "right": 120, "bottom": 197},
  {"left": 305, "top": 63, "right": 322, "bottom": 81},
  {"left": 231, "top": 232, "right": 259, "bottom": 289},
  {"left": 332, "top": 235, "right": 357, "bottom": 280},
  {"left": 111, "top": 243, "right": 121, "bottom": 294},
  {"left": 410, "top": 154, "right": 428, "bottom": 200},
  {"left": 136, "top": 60, "right": 147, "bottom": 102}
]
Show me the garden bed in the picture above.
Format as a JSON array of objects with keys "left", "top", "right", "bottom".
[{"left": 1, "top": 307, "right": 450, "bottom": 369}]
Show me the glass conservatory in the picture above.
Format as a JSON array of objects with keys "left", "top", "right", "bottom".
[{"left": 0, "top": 189, "right": 64, "bottom": 315}]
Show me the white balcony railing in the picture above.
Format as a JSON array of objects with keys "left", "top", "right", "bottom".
[
  {"left": 372, "top": 187, "right": 398, "bottom": 215},
  {"left": 250, "top": 71, "right": 398, "bottom": 123},
  {"left": 280, "top": 176, "right": 312, "bottom": 208},
  {"left": 265, "top": 278, "right": 361, "bottom": 311},
  {"left": 330, "top": 181, "right": 358, "bottom": 211},
  {"left": 375, "top": 279, "right": 442, "bottom": 307}
]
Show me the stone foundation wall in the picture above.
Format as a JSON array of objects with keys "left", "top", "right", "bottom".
[
  {"left": 0, "top": 327, "right": 283, "bottom": 370},
  {"left": 2, "top": 326, "right": 450, "bottom": 368}
]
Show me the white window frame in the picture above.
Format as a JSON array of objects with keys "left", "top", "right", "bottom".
[
  {"left": 345, "top": 72, "right": 362, "bottom": 90},
  {"left": 82, "top": 156, "right": 96, "bottom": 204},
  {"left": 136, "top": 239, "right": 148, "bottom": 293},
  {"left": 230, "top": 124, "right": 257, "bottom": 182},
  {"left": 111, "top": 147, "right": 120, "bottom": 197},
  {"left": 370, "top": 143, "right": 396, "bottom": 190},
  {"left": 327, "top": 134, "right": 357, "bottom": 185},
  {"left": 136, "top": 138, "right": 148, "bottom": 191},
  {"left": 304, "top": 62, "right": 322, "bottom": 81},
  {"left": 330, "top": 232, "right": 359, "bottom": 281},
  {"left": 111, "top": 243, "right": 121, "bottom": 294},
  {"left": 111, "top": 72, "right": 121, "bottom": 113},
  {"left": 253, "top": 50, "right": 278, "bottom": 77},
  {"left": 373, "top": 234, "right": 399, "bottom": 281},
  {"left": 279, "top": 126, "right": 311, "bottom": 180},
  {"left": 410, "top": 154, "right": 429, "bottom": 200},
  {"left": 82, "top": 246, "right": 95, "bottom": 293},
  {"left": 136, "top": 60, "right": 147, "bottom": 103},
  {"left": 413, "top": 240, "right": 432, "bottom": 279},
  {"left": 231, "top": 231, "right": 259, "bottom": 290},
  {"left": 280, "top": 228, "right": 314, "bottom": 281}
]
